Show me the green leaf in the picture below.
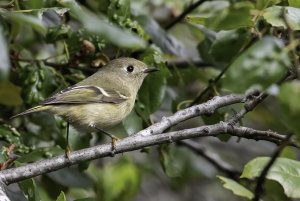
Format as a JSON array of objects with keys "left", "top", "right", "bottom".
[
  {"left": 27, "top": 0, "right": 44, "bottom": 9},
  {"left": 289, "top": 0, "right": 300, "bottom": 8},
  {"left": 214, "top": 2, "right": 254, "bottom": 30},
  {"left": 0, "top": 123, "right": 30, "bottom": 154},
  {"left": 197, "top": 28, "right": 219, "bottom": 66},
  {"left": 280, "top": 147, "right": 297, "bottom": 160},
  {"left": 123, "top": 110, "right": 143, "bottom": 136},
  {"left": 265, "top": 180, "right": 289, "bottom": 201},
  {"left": 159, "top": 144, "right": 181, "bottom": 178},
  {"left": 263, "top": 6, "right": 300, "bottom": 30},
  {"left": 19, "top": 179, "right": 41, "bottom": 201},
  {"left": 278, "top": 81, "right": 300, "bottom": 138},
  {"left": 138, "top": 47, "right": 168, "bottom": 115},
  {"left": 59, "top": 0, "right": 145, "bottom": 49},
  {"left": 68, "top": 126, "right": 92, "bottom": 151},
  {"left": 223, "top": 36, "right": 289, "bottom": 93},
  {"left": 256, "top": 0, "right": 282, "bottom": 10},
  {"left": 56, "top": 191, "right": 66, "bottom": 201},
  {"left": 0, "top": 26, "right": 9, "bottom": 80},
  {"left": 0, "top": 81, "right": 22, "bottom": 106},
  {"left": 210, "top": 28, "right": 251, "bottom": 63},
  {"left": 187, "top": 1, "right": 254, "bottom": 31},
  {"left": 138, "top": 70, "right": 166, "bottom": 114},
  {"left": 107, "top": 0, "right": 131, "bottom": 22},
  {"left": 46, "top": 24, "right": 71, "bottom": 42},
  {"left": 185, "top": 16, "right": 205, "bottom": 25},
  {"left": 88, "top": 158, "right": 141, "bottom": 201},
  {"left": 3, "top": 12, "right": 47, "bottom": 34},
  {"left": 47, "top": 166, "right": 93, "bottom": 188},
  {"left": 186, "top": 1, "right": 230, "bottom": 21},
  {"left": 241, "top": 157, "right": 300, "bottom": 198},
  {"left": 217, "top": 176, "right": 254, "bottom": 199}
]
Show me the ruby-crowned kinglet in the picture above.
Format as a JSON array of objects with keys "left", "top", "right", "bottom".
[{"left": 12, "top": 57, "right": 158, "bottom": 149}]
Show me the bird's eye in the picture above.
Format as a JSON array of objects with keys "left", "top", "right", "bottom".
[{"left": 126, "top": 65, "right": 134, "bottom": 73}]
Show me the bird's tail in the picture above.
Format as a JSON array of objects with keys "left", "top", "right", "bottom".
[{"left": 10, "top": 105, "right": 50, "bottom": 119}]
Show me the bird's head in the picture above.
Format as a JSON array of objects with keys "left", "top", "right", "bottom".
[{"left": 100, "top": 57, "right": 158, "bottom": 92}]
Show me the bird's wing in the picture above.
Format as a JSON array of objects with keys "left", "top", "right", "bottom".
[{"left": 41, "top": 85, "right": 129, "bottom": 105}]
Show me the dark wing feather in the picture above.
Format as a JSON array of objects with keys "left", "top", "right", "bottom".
[{"left": 41, "top": 85, "right": 128, "bottom": 105}]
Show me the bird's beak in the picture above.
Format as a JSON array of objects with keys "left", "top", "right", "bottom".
[{"left": 143, "top": 67, "right": 159, "bottom": 74}]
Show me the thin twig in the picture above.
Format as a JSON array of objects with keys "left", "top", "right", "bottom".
[
  {"left": 252, "top": 134, "right": 293, "bottom": 201},
  {"left": 137, "top": 94, "right": 245, "bottom": 137},
  {"left": 165, "top": 0, "right": 208, "bottom": 30},
  {"left": 11, "top": 56, "right": 96, "bottom": 73},
  {"left": 178, "top": 140, "right": 241, "bottom": 180},
  {"left": 166, "top": 59, "right": 211, "bottom": 69}
]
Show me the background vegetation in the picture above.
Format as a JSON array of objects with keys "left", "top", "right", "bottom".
[{"left": 0, "top": 0, "right": 300, "bottom": 200}]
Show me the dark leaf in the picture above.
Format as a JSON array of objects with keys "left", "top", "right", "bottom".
[
  {"left": 0, "top": 81, "right": 22, "bottom": 106},
  {"left": 222, "top": 36, "right": 289, "bottom": 93},
  {"left": 18, "top": 179, "right": 41, "bottom": 201},
  {"left": 46, "top": 166, "right": 93, "bottom": 188},
  {"left": 159, "top": 144, "right": 181, "bottom": 178},
  {"left": 123, "top": 110, "right": 143, "bottom": 136},
  {"left": 210, "top": 28, "right": 251, "bottom": 63},
  {"left": 138, "top": 47, "right": 169, "bottom": 116}
]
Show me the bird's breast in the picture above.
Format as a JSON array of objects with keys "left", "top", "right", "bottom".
[{"left": 49, "top": 99, "right": 135, "bottom": 132}]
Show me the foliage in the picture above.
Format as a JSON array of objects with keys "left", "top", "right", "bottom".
[
  {"left": 0, "top": 0, "right": 300, "bottom": 200},
  {"left": 217, "top": 176, "right": 254, "bottom": 200},
  {"left": 241, "top": 157, "right": 300, "bottom": 198}
]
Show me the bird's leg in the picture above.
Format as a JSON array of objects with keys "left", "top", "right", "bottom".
[
  {"left": 65, "top": 122, "right": 71, "bottom": 158},
  {"left": 95, "top": 127, "right": 119, "bottom": 152}
]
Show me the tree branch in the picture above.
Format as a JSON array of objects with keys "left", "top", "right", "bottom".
[
  {"left": 0, "top": 181, "right": 11, "bottom": 201},
  {"left": 178, "top": 140, "right": 241, "bottom": 179},
  {"left": 0, "top": 122, "right": 296, "bottom": 185},
  {"left": 0, "top": 94, "right": 297, "bottom": 185},
  {"left": 136, "top": 94, "right": 245, "bottom": 137}
]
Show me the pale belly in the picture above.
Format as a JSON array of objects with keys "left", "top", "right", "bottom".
[{"left": 49, "top": 101, "right": 133, "bottom": 132}]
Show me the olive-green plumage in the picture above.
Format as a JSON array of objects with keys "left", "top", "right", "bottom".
[{"left": 12, "top": 58, "right": 157, "bottom": 133}]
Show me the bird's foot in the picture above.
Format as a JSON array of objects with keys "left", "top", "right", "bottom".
[
  {"left": 111, "top": 135, "right": 119, "bottom": 149},
  {"left": 110, "top": 135, "right": 119, "bottom": 156},
  {"left": 64, "top": 145, "right": 71, "bottom": 159}
]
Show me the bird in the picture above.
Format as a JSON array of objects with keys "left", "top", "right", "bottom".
[{"left": 11, "top": 57, "right": 158, "bottom": 154}]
